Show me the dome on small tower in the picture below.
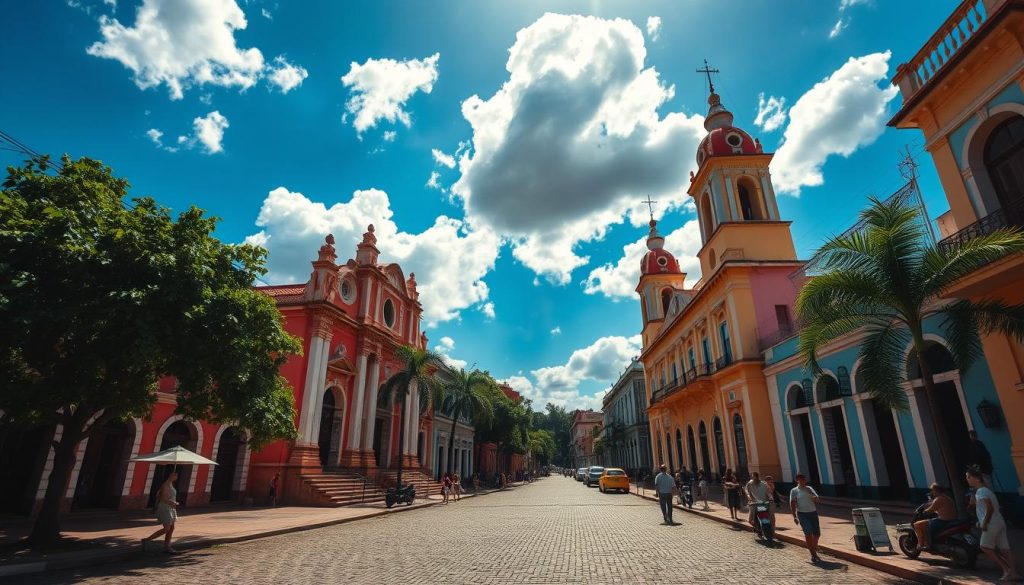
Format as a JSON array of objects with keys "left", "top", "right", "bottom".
[
  {"left": 695, "top": 91, "right": 763, "bottom": 168},
  {"left": 641, "top": 219, "right": 681, "bottom": 275}
]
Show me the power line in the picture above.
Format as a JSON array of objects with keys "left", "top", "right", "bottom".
[{"left": 0, "top": 128, "right": 270, "bottom": 285}]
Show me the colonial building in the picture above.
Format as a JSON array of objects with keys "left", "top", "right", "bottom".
[
  {"left": 0, "top": 226, "right": 441, "bottom": 515},
  {"left": 571, "top": 410, "right": 603, "bottom": 468},
  {"left": 432, "top": 407, "right": 475, "bottom": 481},
  {"left": 887, "top": 0, "right": 1023, "bottom": 515},
  {"left": 639, "top": 86, "right": 799, "bottom": 482},
  {"left": 600, "top": 360, "right": 653, "bottom": 476}
]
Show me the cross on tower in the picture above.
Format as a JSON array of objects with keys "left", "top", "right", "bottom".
[
  {"left": 696, "top": 59, "right": 719, "bottom": 94},
  {"left": 642, "top": 195, "right": 658, "bottom": 222}
]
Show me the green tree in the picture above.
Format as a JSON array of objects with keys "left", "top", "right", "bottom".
[
  {"left": 439, "top": 368, "right": 494, "bottom": 473},
  {"left": 378, "top": 346, "right": 446, "bottom": 488},
  {"left": 798, "top": 197, "right": 1024, "bottom": 507},
  {"left": 527, "top": 429, "right": 556, "bottom": 466},
  {"left": 0, "top": 156, "right": 302, "bottom": 545}
]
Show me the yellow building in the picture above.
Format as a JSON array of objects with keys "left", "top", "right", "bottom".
[
  {"left": 889, "top": 0, "right": 1024, "bottom": 509},
  {"left": 638, "top": 87, "right": 801, "bottom": 480}
]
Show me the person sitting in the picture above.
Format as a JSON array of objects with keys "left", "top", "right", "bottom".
[{"left": 913, "top": 483, "right": 957, "bottom": 551}]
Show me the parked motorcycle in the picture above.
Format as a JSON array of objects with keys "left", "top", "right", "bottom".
[
  {"left": 895, "top": 501, "right": 978, "bottom": 569},
  {"left": 385, "top": 483, "right": 416, "bottom": 508},
  {"left": 751, "top": 501, "right": 774, "bottom": 544}
]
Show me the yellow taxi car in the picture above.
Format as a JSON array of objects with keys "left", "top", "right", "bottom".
[{"left": 598, "top": 468, "right": 630, "bottom": 493}]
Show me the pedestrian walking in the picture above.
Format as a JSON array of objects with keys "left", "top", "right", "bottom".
[
  {"left": 968, "top": 430, "right": 995, "bottom": 488},
  {"left": 789, "top": 473, "right": 822, "bottom": 563},
  {"left": 268, "top": 472, "right": 280, "bottom": 507},
  {"left": 142, "top": 469, "right": 180, "bottom": 554},
  {"left": 967, "top": 468, "right": 1021, "bottom": 581},
  {"left": 697, "top": 469, "right": 709, "bottom": 510},
  {"left": 452, "top": 472, "right": 461, "bottom": 501},
  {"left": 442, "top": 473, "right": 452, "bottom": 504},
  {"left": 654, "top": 464, "right": 675, "bottom": 524},
  {"left": 723, "top": 469, "right": 741, "bottom": 521}
]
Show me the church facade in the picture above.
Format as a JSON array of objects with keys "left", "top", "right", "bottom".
[
  {"left": 638, "top": 87, "right": 799, "bottom": 482},
  {"left": 2, "top": 226, "right": 443, "bottom": 515}
]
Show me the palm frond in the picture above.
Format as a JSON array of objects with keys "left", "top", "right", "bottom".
[
  {"left": 858, "top": 321, "right": 910, "bottom": 411},
  {"left": 920, "top": 228, "right": 1024, "bottom": 297},
  {"left": 937, "top": 299, "right": 984, "bottom": 376}
]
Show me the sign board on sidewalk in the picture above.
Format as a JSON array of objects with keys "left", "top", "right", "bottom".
[{"left": 859, "top": 507, "right": 893, "bottom": 551}]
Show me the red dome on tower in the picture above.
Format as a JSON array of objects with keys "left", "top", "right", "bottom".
[
  {"left": 695, "top": 91, "right": 763, "bottom": 168},
  {"left": 641, "top": 219, "right": 681, "bottom": 275}
]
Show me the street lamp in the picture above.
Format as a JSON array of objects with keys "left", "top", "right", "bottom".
[{"left": 975, "top": 399, "right": 1002, "bottom": 429}]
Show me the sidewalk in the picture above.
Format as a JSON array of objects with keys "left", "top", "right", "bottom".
[
  {"left": 632, "top": 483, "right": 1021, "bottom": 585},
  {"left": 0, "top": 485, "right": 513, "bottom": 579}
]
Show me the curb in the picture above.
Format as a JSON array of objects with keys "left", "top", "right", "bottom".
[
  {"left": 0, "top": 495, "right": 452, "bottom": 579},
  {"left": 630, "top": 490, "right": 968, "bottom": 585}
]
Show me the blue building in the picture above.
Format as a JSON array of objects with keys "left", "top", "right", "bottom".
[{"left": 763, "top": 315, "right": 1019, "bottom": 512}]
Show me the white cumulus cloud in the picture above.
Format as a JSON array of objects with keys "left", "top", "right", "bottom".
[
  {"left": 770, "top": 52, "right": 899, "bottom": 195},
  {"left": 550, "top": 326, "right": 561, "bottom": 335},
  {"left": 451, "top": 14, "right": 706, "bottom": 285},
  {"left": 191, "top": 110, "right": 229, "bottom": 153},
  {"left": 646, "top": 16, "right": 661, "bottom": 41},
  {"left": 509, "top": 334, "right": 642, "bottom": 410},
  {"left": 431, "top": 148, "right": 456, "bottom": 169},
  {"left": 433, "top": 336, "right": 467, "bottom": 369},
  {"left": 479, "top": 302, "right": 495, "bottom": 319},
  {"left": 86, "top": 0, "right": 303, "bottom": 99},
  {"left": 340, "top": 53, "right": 440, "bottom": 135},
  {"left": 754, "top": 93, "right": 787, "bottom": 132},
  {"left": 267, "top": 56, "right": 308, "bottom": 93},
  {"left": 244, "top": 186, "right": 500, "bottom": 326},
  {"left": 583, "top": 219, "right": 702, "bottom": 299}
]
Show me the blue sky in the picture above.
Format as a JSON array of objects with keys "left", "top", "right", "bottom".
[{"left": 1, "top": 0, "right": 961, "bottom": 410}]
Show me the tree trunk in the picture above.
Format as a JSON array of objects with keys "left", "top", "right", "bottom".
[
  {"left": 446, "top": 406, "right": 460, "bottom": 475},
  {"left": 914, "top": 340, "right": 969, "bottom": 513},
  {"left": 395, "top": 390, "right": 407, "bottom": 489},
  {"left": 28, "top": 422, "right": 83, "bottom": 546}
]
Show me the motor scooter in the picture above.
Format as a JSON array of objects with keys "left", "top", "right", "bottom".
[
  {"left": 895, "top": 501, "right": 978, "bottom": 569},
  {"left": 751, "top": 501, "right": 774, "bottom": 544},
  {"left": 385, "top": 483, "right": 416, "bottom": 508}
]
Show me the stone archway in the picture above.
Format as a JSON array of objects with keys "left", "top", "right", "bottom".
[
  {"left": 147, "top": 419, "right": 200, "bottom": 508},
  {"left": 209, "top": 427, "right": 247, "bottom": 502},
  {"left": 907, "top": 340, "right": 971, "bottom": 486},
  {"left": 317, "top": 387, "right": 346, "bottom": 467}
]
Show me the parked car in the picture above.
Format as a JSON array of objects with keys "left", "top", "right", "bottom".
[
  {"left": 598, "top": 468, "right": 630, "bottom": 493},
  {"left": 584, "top": 466, "right": 605, "bottom": 487},
  {"left": 576, "top": 467, "right": 587, "bottom": 481}
]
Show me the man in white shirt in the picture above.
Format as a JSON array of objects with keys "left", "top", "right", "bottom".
[
  {"left": 745, "top": 471, "right": 771, "bottom": 529},
  {"left": 789, "top": 473, "right": 821, "bottom": 563},
  {"left": 654, "top": 464, "right": 676, "bottom": 525}
]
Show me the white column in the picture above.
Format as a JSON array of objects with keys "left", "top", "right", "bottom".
[
  {"left": 306, "top": 338, "right": 333, "bottom": 444},
  {"left": 760, "top": 172, "right": 780, "bottom": 220},
  {"left": 348, "top": 354, "right": 369, "bottom": 451},
  {"left": 361, "top": 358, "right": 381, "bottom": 451},
  {"left": 405, "top": 382, "right": 419, "bottom": 455},
  {"left": 297, "top": 337, "right": 327, "bottom": 444}
]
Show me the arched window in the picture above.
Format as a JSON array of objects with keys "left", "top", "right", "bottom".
[
  {"left": 732, "top": 414, "right": 748, "bottom": 477},
  {"left": 984, "top": 115, "right": 1024, "bottom": 219},
  {"left": 700, "top": 192, "right": 715, "bottom": 235},
  {"left": 661, "top": 288, "right": 672, "bottom": 315},
  {"left": 698, "top": 420, "right": 712, "bottom": 475},
  {"left": 686, "top": 426, "right": 698, "bottom": 471},
  {"left": 801, "top": 378, "right": 814, "bottom": 406},
  {"left": 738, "top": 184, "right": 755, "bottom": 220},
  {"left": 907, "top": 341, "right": 957, "bottom": 379},
  {"left": 816, "top": 375, "right": 841, "bottom": 403},
  {"left": 675, "top": 429, "right": 684, "bottom": 471},
  {"left": 737, "top": 178, "right": 765, "bottom": 221}
]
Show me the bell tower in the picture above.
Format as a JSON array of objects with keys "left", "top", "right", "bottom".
[
  {"left": 635, "top": 210, "right": 686, "bottom": 345},
  {"left": 688, "top": 65, "right": 796, "bottom": 277}
]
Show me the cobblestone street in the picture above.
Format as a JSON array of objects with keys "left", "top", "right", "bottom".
[{"left": 30, "top": 478, "right": 910, "bottom": 584}]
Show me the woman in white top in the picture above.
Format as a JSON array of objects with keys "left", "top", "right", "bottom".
[
  {"left": 789, "top": 473, "right": 821, "bottom": 563},
  {"left": 142, "top": 469, "right": 180, "bottom": 553},
  {"left": 967, "top": 468, "right": 1021, "bottom": 582}
]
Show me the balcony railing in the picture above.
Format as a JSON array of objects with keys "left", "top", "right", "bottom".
[
  {"left": 715, "top": 353, "right": 733, "bottom": 370},
  {"left": 893, "top": 0, "right": 989, "bottom": 100},
  {"left": 650, "top": 363, "right": 717, "bottom": 405},
  {"left": 937, "top": 197, "right": 1024, "bottom": 257}
]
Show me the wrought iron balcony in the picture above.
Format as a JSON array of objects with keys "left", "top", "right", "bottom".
[
  {"left": 650, "top": 363, "right": 717, "bottom": 405},
  {"left": 758, "top": 321, "right": 801, "bottom": 351},
  {"left": 715, "top": 353, "right": 733, "bottom": 370},
  {"left": 937, "top": 197, "right": 1024, "bottom": 258}
]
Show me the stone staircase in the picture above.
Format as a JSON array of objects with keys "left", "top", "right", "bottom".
[
  {"left": 378, "top": 469, "right": 443, "bottom": 499},
  {"left": 295, "top": 470, "right": 386, "bottom": 507}
]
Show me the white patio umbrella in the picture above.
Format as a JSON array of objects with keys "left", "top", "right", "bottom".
[{"left": 129, "top": 445, "right": 218, "bottom": 466}]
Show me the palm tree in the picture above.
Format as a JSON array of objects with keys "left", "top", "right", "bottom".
[
  {"left": 439, "top": 368, "right": 495, "bottom": 474},
  {"left": 797, "top": 196, "right": 1024, "bottom": 507},
  {"left": 378, "top": 345, "right": 447, "bottom": 489}
]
